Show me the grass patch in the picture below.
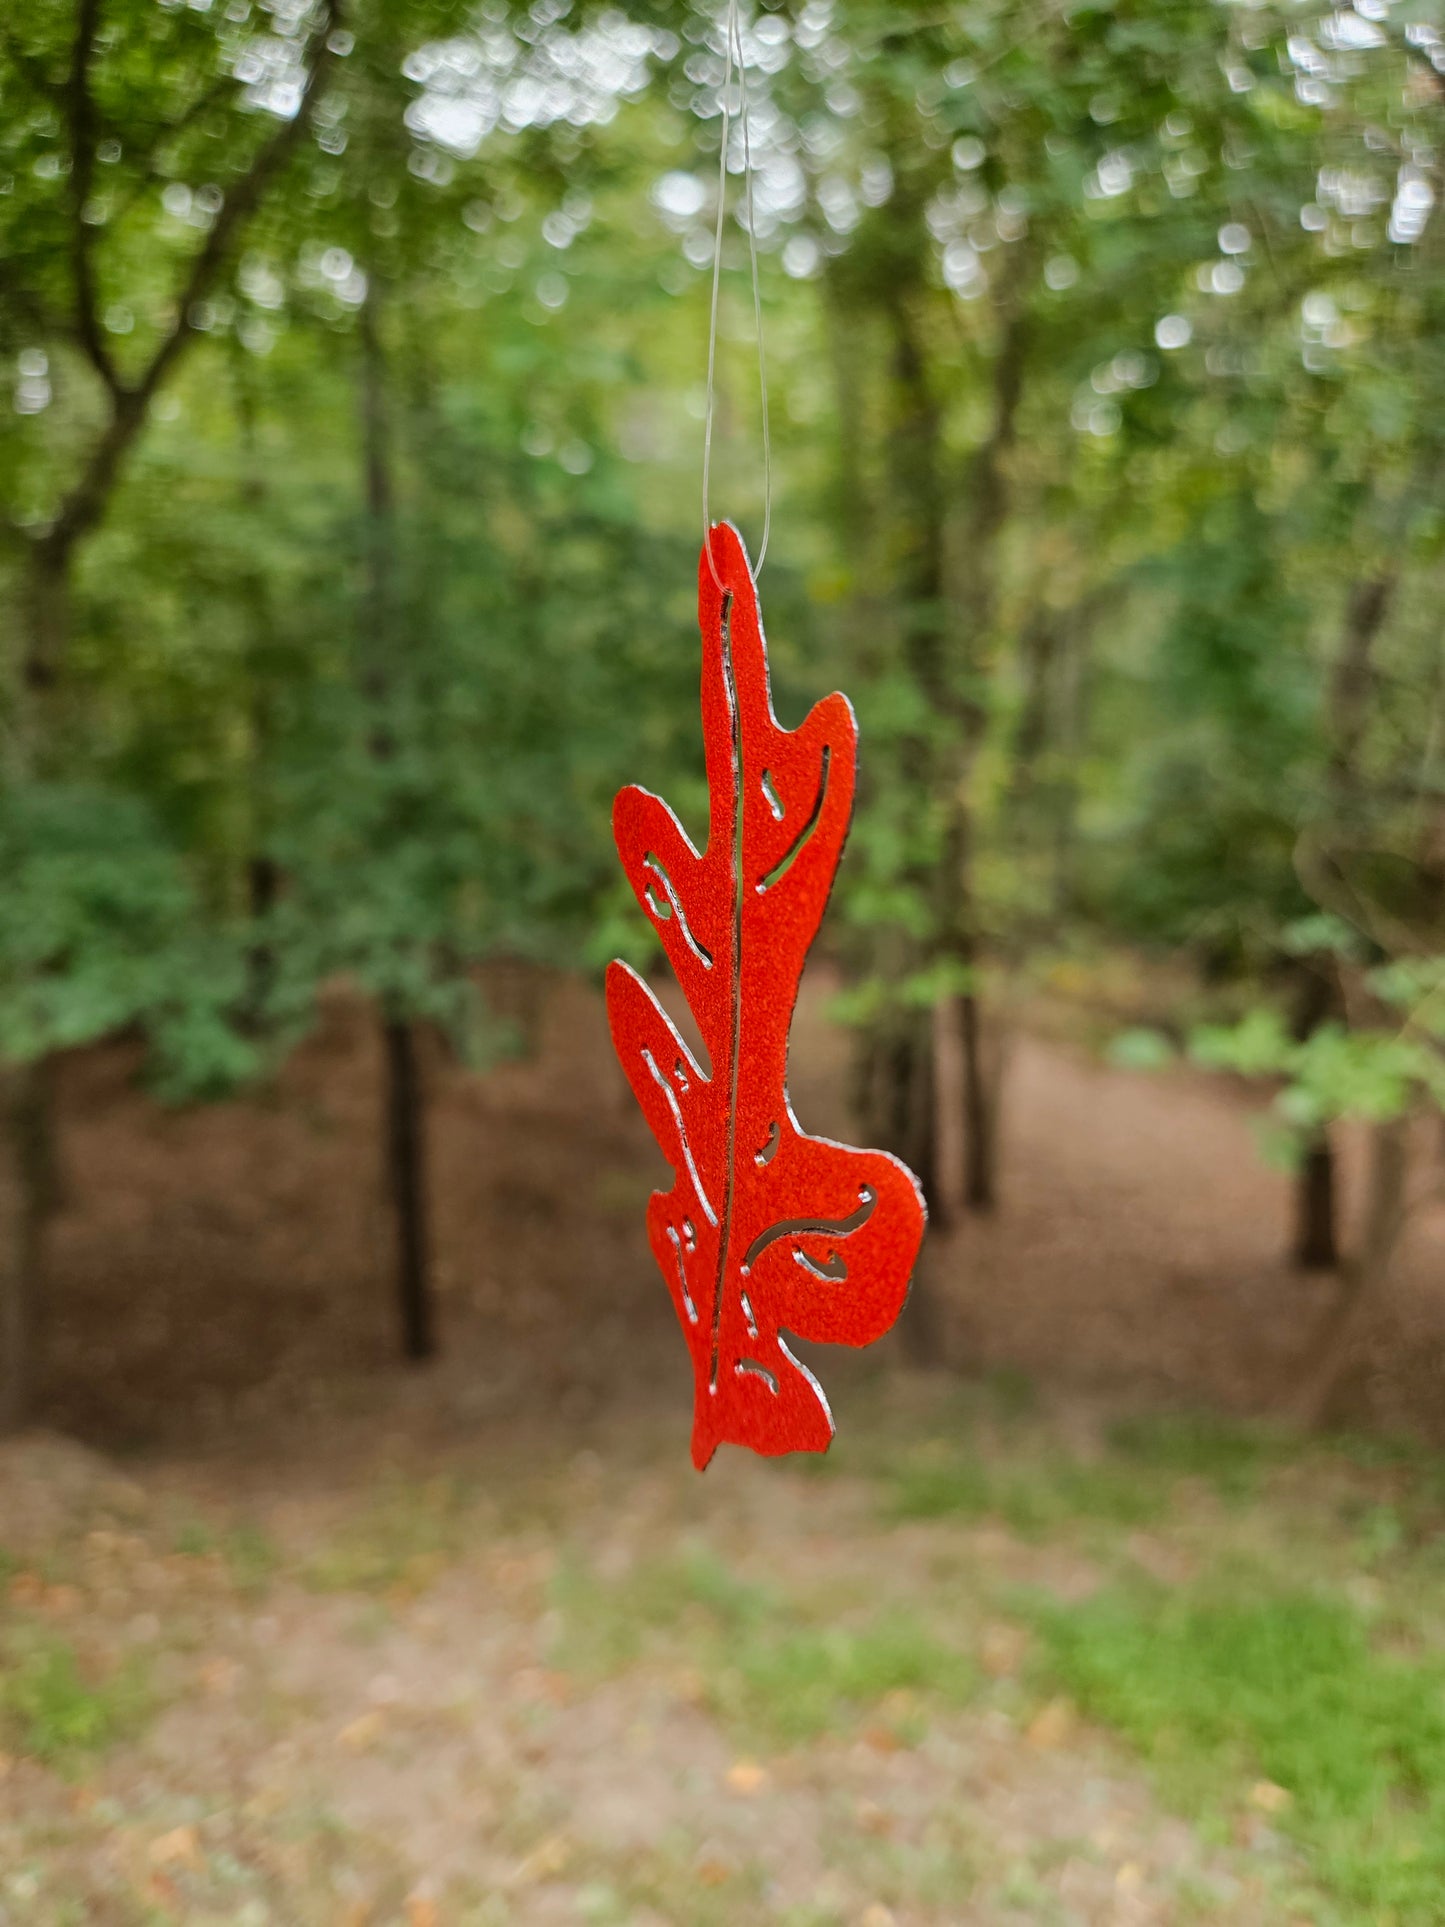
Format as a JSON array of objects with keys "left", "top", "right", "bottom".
[
  {"left": 1019, "top": 1574, "right": 1445, "bottom": 1922},
  {"left": 886, "top": 1405, "right": 1445, "bottom": 1538},
  {"left": 713, "top": 1610, "right": 976, "bottom": 1745},
  {"left": 589, "top": 1843, "right": 773, "bottom": 1927},
  {"left": 173, "top": 1516, "right": 281, "bottom": 1595},
  {"left": 1105, "top": 1410, "right": 1286, "bottom": 1500},
  {"left": 303, "top": 1474, "right": 475, "bottom": 1594},
  {"left": 223, "top": 1519, "right": 282, "bottom": 1594},
  {"left": 552, "top": 1545, "right": 974, "bottom": 1746},
  {"left": 885, "top": 1405, "right": 1336, "bottom": 1534},
  {"left": 0, "top": 1630, "right": 152, "bottom": 1766},
  {"left": 827, "top": 1801, "right": 981, "bottom": 1914},
  {"left": 551, "top": 1544, "right": 775, "bottom": 1678},
  {"left": 888, "top": 1445, "right": 1165, "bottom": 1536}
]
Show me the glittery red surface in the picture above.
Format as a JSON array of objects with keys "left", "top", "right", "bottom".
[{"left": 607, "top": 524, "right": 927, "bottom": 1469}]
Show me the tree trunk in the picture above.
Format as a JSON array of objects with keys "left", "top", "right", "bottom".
[
  {"left": 1, "top": 542, "right": 74, "bottom": 1435},
  {"left": 1289, "top": 964, "right": 1338, "bottom": 1271},
  {"left": 931, "top": 994, "right": 966, "bottom": 1227},
  {"left": 0, "top": 1061, "right": 58, "bottom": 1433},
  {"left": 855, "top": 1000, "right": 937, "bottom": 1208},
  {"left": 1291, "top": 1116, "right": 1410, "bottom": 1428},
  {"left": 359, "top": 283, "right": 397, "bottom": 701},
  {"left": 23, "top": 536, "right": 72, "bottom": 726},
  {"left": 231, "top": 350, "right": 284, "bottom": 1024},
  {"left": 898, "top": 1229, "right": 949, "bottom": 1370},
  {"left": 1294, "top": 1138, "right": 1338, "bottom": 1272},
  {"left": 853, "top": 1000, "right": 947, "bottom": 1365},
  {"left": 960, "top": 989, "right": 995, "bottom": 1213},
  {"left": 359, "top": 274, "right": 437, "bottom": 1362},
  {"left": 1327, "top": 572, "right": 1396, "bottom": 801},
  {"left": 382, "top": 1011, "right": 433, "bottom": 1361}
]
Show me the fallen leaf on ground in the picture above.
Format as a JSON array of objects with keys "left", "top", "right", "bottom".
[
  {"left": 148, "top": 1825, "right": 202, "bottom": 1871},
  {"left": 980, "top": 1622, "right": 1030, "bottom": 1678},
  {"left": 1126, "top": 1533, "right": 1192, "bottom": 1587},
  {"left": 339, "top": 1711, "right": 385, "bottom": 1752},
  {"left": 1250, "top": 1780, "right": 1292, "bottom": 1814},
  {"left": 860, "top": 1909, "right": 896, "bottom": 1927},
  {"left": 1115, "top": 1861, "right": 1144, "bottom": 1891},
  {"left": 670, "top": 1666, "right": 707, "bottom": 1704},
  {"left": 855, "top": 1799, "right": 892, "bottom": 1837},
  {"left": 507, "top": 1833, "right": 571, "bottom": 1887},
  {"left": 861, "top": 1724, "right": 904, "bottom": 1754},
  {"left": 725, "top": 1758, "right": 769, "bottom": 1794},
  {"left": 1026, "top": 1698, "right": 1077, "bottom": 1749},
  {"left": 199, "top": 1657, "right": 241, "bottom": 1697},
  {"left": 405, "top": 1896, "right": 438, "bottom": 1927},
  {"left": 695, "top": 1848, "right": 733, "bottom": 1887},
  {"left": 243, "top": 1784, "right": 288, "bottom": 1822}
]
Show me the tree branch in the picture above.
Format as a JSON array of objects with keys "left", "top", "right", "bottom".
[
  {"left": 1293, "top": 826, "right": 1433, "bottom": 961},
  {"left": 137, "top": 1, "right": 339, "bottom": 406},
  {"left": 44, "top": 0, "right": 341, "bottom": 559},
  {"left": 68, "top": 0, "right": 121, "bottom": 397},
  {"left": 107, "top": 70, "right": 246, "bottom": 233}
]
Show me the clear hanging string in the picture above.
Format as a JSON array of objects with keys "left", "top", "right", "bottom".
[{"left": 702, "top": 0, "right": 771, "bottom": 589}]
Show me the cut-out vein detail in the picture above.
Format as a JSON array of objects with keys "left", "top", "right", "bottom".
[
  {"left": 736, "top": 1359, "right": 779, "bottom": 1393},
  {"left": 740, "top": 1289, "right": 759, "bottom": 1337},
  {"left": 644, "top": 1047, "right": 717, "bottom": 1228},
  {"left": 758, "top": 744, "right": 831, "bottom": 892},
  {"left": 793, "top": 1248, "right": 846, "bottom": 1281},
  {"left": 754, "top": 1119, "right": 780, "bottom": 1166},
  {"left": 742, "top": 1184, "right": 877, "bottom": 1271},
  {"left": 643, "top": 854, "right": 714, "bottom": 968},
  {"left": 761, "top": 770, "right": 784, "bottom": 820},
  {"left": 667, "top": 1224, "right": 699, "bottom": 1324}
]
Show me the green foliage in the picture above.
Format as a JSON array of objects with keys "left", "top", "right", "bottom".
[
  {"left": 0, "top": 784, "right": 257, "bottom": 1096},
  {"left": 1191, "top": 974, "right": 1445, "bottom": 1159},
  {"left": 1105, "top": 1026, "right": 1175, "bottom": 1072},
  {"left": 1022, "top": 1578, "right": 1445, "bottom": 1921}
]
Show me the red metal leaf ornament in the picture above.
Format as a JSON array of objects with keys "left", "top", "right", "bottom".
[{"left": 607, "top": 523, "right": 927, "bottom": 1468}]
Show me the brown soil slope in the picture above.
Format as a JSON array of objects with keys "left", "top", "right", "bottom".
[{"left": 18, "top": 969, "right": 1445, "bottom": 1452}]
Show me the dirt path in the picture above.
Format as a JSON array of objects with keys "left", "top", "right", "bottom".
[
  {"left": 28, "top": 966, "right": 1445, "bottom": 1453},
  {"left": 0, "top": 1401, "right": 1292, "bottom": 1927},
  {"left": 4, "top": 971, "right": 1443, "bottom": 1921}
]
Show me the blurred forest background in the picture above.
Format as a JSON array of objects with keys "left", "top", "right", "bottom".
[
  {"left": 3, "top": 0, "right": 1442, "bottom": 1429},
  {"left": 3, "top": 3, "right": 1445, "bottom": 1921}
]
